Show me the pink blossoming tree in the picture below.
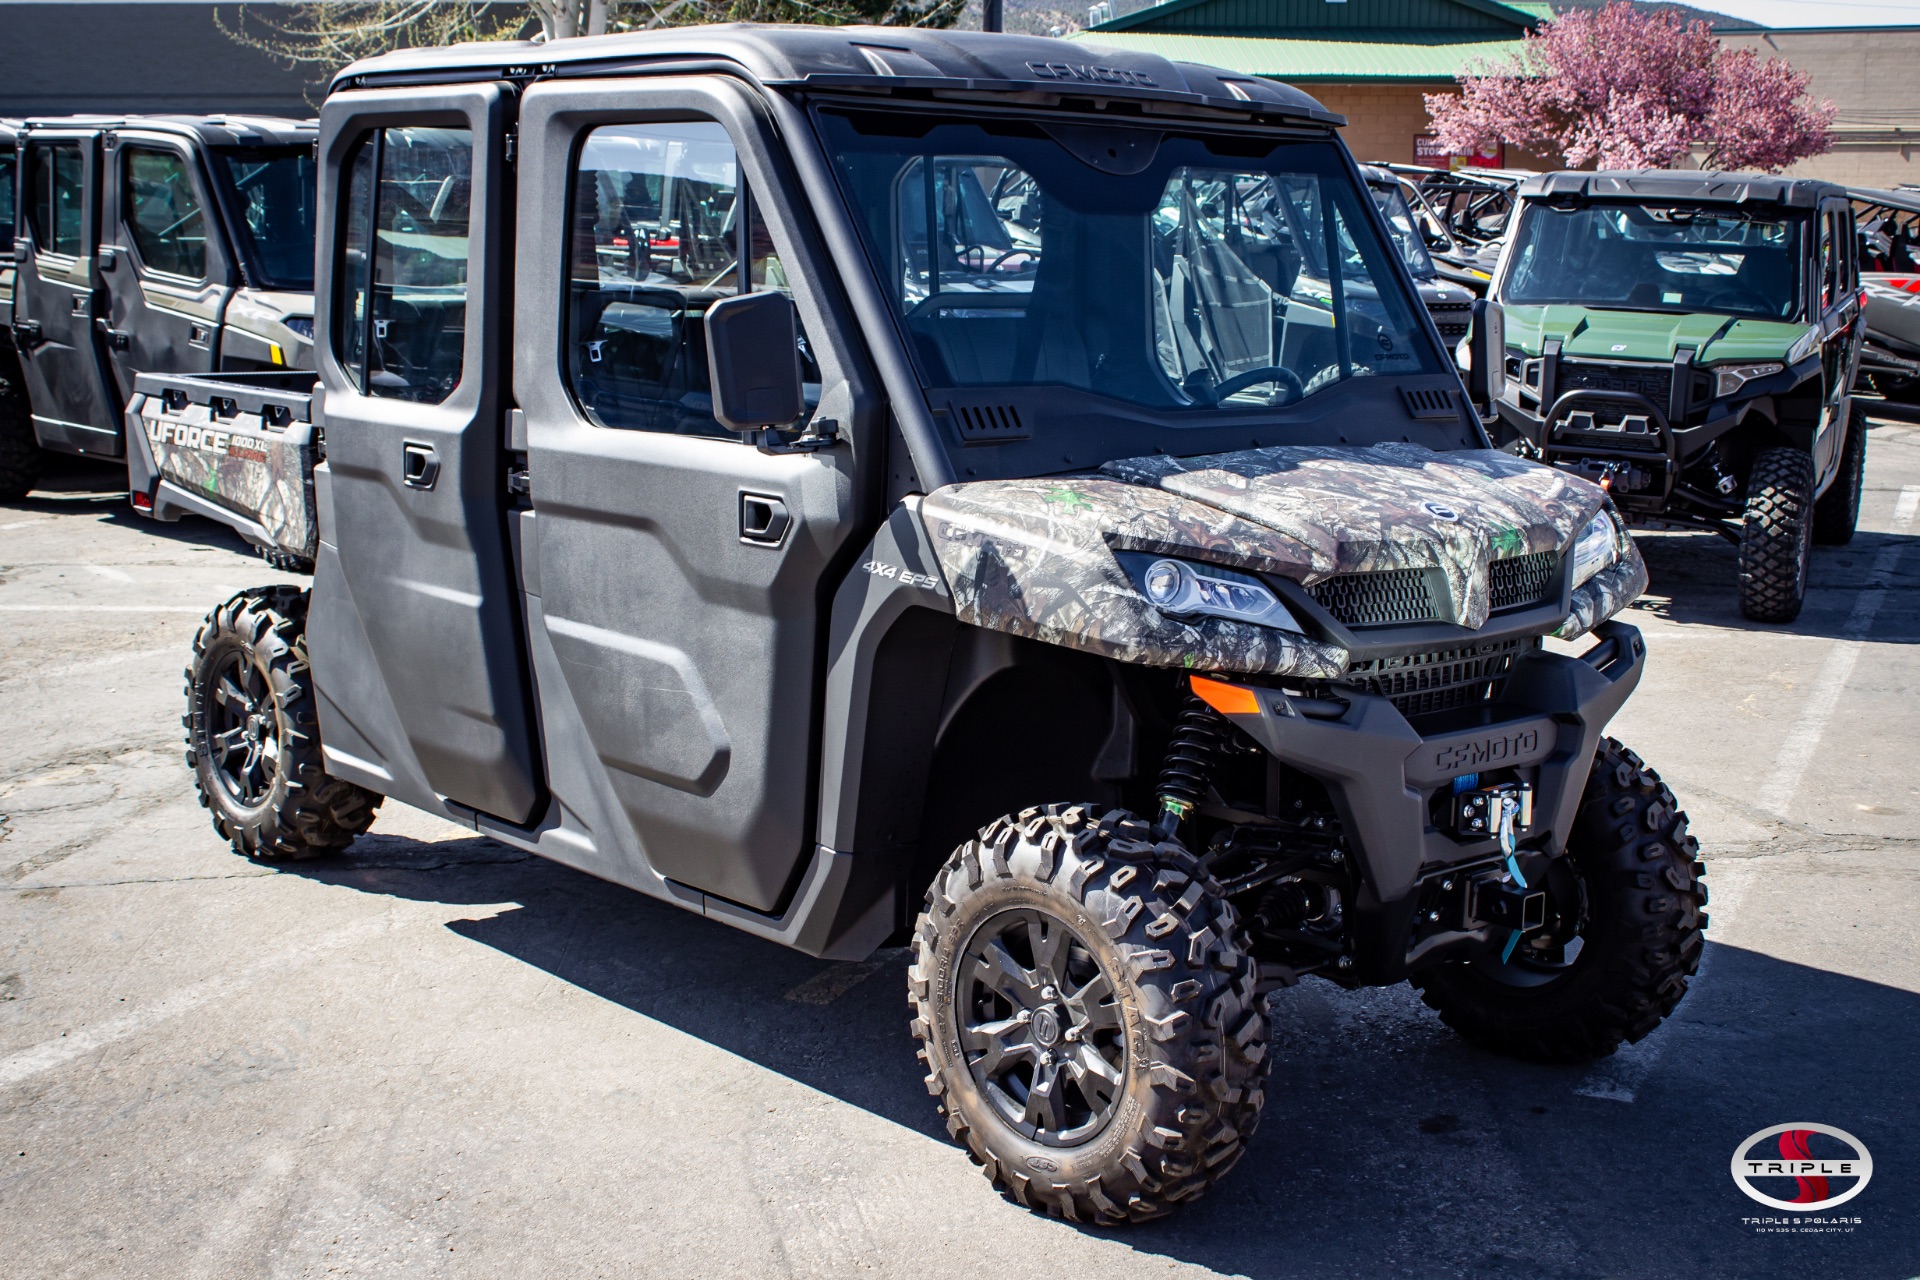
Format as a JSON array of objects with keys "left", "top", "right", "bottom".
[{"left": 1424, "top": 1, "right": 1835, "bottom": 173}]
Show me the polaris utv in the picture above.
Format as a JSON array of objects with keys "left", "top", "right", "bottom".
[
  {"left": 1490, "top": 171, "right": 1866, "bottom": 623},
  {"left": 173, "top": 27, "right": 1703, "bottom": 1224},
  {"left": 0, "top": 115, "right": 317, "bottom": 504}
]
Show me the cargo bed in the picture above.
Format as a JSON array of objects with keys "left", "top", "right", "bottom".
[{"left": 126, "top": 369, "right": 320, "bottom": 571}]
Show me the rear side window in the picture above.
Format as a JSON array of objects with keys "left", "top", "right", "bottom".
[
  {"left": 26, "top": 143, "right": 84, "bottom": 257},
  {"left": 564, "top": 120, "right": 816, "bottom": 438},
  {"left": 123, "top": 147, "right": 208, "bottom": 279},
  {"left": 336, "top": 126, "right": 472, "bottom": 403},
  {"left": 0, "top": 147, "right": 14, "bottom": 252}
]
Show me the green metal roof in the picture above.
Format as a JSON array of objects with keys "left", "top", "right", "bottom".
[{"left": 1064, "top": 29, "right": 1528, "bottom": 81}]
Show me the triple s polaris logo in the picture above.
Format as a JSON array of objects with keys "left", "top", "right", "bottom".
[{"left": 1732, "top": 1124, "right": 1872, "bottom": 1230}]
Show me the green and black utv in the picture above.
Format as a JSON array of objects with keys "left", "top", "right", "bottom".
[{"left": 1489, "top": 171, "right": 1866, "bottom": 622}]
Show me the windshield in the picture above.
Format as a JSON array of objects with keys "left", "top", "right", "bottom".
[
  {"left": 1504, "top": 202, "right": 1804, "bottom": 321},
  {"left": 820, "top": 110, "right": 1440, "bottom": 414},
  {"left": 214, "top": 147, "right": 316, "bottom": 291},
  {"left": 1370, "top": 182, "right": 1435, "bottom": 279}
]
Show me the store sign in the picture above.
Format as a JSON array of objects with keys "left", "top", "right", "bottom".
[{"left": 1416, "top": 134, "right": 1503, "bottom": 170}]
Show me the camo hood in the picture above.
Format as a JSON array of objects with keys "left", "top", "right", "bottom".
[{"left": 919, "top": 443, "right": 1640, "bottom": 678}]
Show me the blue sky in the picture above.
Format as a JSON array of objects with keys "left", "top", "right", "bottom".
[{"left": 1688, "top": 0, "right": 1920, "bottom": 26}]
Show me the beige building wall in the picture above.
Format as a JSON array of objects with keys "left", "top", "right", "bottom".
[
  {"left": 1716, "top": 28, "right": 1920, "bottom": 189},
  {"left": 1301, "top": 82, "right": 1556, "bottom": 172},
  {"left": 1297, "top": 83, "right": 1439, "bottom": 166}
]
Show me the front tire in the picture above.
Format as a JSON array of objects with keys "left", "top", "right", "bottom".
[
  {"left": 0, "top": 356, "right": 42, "bottom": 502},
  {"left": 1411, "top": 739, "right": 1706, "bottom": 1063},
  {"left": 184, "top": 586, "right": 380, "bottom": 860},
  {"left": 1739, "top": 447, "right": 1815, "bottom": 623},
  {"left": 911, "top": 804, "right": 1267, "bottom": 1224},
  {"left": 1812, "top": 402, "right": 1867, "bottom": 546}
]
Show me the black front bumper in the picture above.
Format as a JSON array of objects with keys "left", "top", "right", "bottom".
[{"left": 1217, "top": 620, "right": 1646, "bottom": 983}]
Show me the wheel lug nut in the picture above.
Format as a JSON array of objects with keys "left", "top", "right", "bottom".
[{"left": 1041, "top": 986, "right": 1056, "bottom": 1000}]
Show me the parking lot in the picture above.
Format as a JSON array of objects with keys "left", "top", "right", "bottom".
[{"left": 1, "top": 422, "right": 1917, "bottom": 1279}]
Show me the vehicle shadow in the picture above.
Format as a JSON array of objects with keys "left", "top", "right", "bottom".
[
  {"left": 1630, "top": 525, "right": 1920, "bottom": 643},
  {"left": 282, "top": 834, "right": 1920, "bottom": 1280},
  {"left": 2, "top": 453, "right": 260, "bottom": 558}
]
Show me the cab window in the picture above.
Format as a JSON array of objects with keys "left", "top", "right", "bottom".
[
  {"left": 122, "top": 147, "right": 208, "bottom": 279},
  {"left": 1820, "top": 211, "right": 1841, "bottom": 312},
  {"left": 0, "top": 147, "right": 14, "bottom": 253},
  {"left": 336, "top": 126, "right": 473, "bottom": 404},
  {"left": 26, "top": 143, "right": 84, "bottom": 257},
  {"left": 564, "top": 120, "right": 816, "bottom": 438}
]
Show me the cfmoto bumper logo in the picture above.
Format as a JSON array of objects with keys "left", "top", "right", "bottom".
[{"left": 1731, "top": 1124, "right": 1872, "bottom": 1211}]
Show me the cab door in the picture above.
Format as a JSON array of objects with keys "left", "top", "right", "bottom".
[
  {"left": 13, "top": 130, "right": 123, "bottom": 455},
  {"left": 98, "top": 133, "right": 232, "bottom": 403},
  {"left": 304, "top": 85, "right": 541, "bottom": 824},
  {"left": 512, "top": 79, "right": 867, "bottom": 912},
  {"left": 1814, "top": 200, "right": 1858, "bottom": 484}
]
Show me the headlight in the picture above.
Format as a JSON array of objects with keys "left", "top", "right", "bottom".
[
  {"left": 1140, "top": 558, "right": 1303, "bottom": 633},
  {"left": 1572, "top": 510, "right": 1623, "bottom": 589},
  {"left": 1712, "top": 362, "right": 1782, "bottom": 399}
]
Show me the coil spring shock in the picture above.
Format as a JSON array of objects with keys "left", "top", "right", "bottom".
[{"left": 1155, "top": 697, "right": 1234, "bottom": 839}]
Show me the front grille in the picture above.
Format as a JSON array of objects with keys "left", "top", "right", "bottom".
[
  {"left": 1489, "top": 551, "right": 1558, "bottom": 611},
  {"left": 1558, "top": 359, "right": 1672, "bottom": 410},
  {"left": 1309, "top": 567, "right": 1442, "bottom": 627},
  {"left": 1341, "top": 638, "right": 1532, "bottom": 719},
  {"left": 1428, "top": 302, "right": 1473, "bottom": 342}
]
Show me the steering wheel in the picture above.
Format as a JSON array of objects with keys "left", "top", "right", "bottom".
[
  {"left": 1208, "top": 365, "right": 1306, "bottom": 406},
  {"left": 957, "top": 244, "right": 1035, "bottom": 274}
]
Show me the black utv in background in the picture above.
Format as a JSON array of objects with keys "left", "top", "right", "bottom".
[
  {"left": 168, "top": 27, "right": 1703, "bottom": 1224},
  {"left": 1360, "top": 164, "right": 1479, "bottom": 351},
  {"left": 0, "top": 115, "right": 317, "bottom": 501}
]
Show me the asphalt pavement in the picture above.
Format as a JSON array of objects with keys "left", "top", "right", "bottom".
[{"left": 2, "top": 424, "right": 1917, "bottom": 1279}]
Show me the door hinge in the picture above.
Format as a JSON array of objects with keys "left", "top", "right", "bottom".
[
  {"left": 503, "top": 126, "right": 518, "bottom": 168},
  {"left": 507, "top": 458, "right": 530, "bottom": 495}
]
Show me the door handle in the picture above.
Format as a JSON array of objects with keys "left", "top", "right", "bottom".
[
  {"left": 12, "top": 320, "right": 42, "bottom": 346},
  {"left": 95, "top": 319, "right": 131, "bottom": 351},
  {"left": 189, "top": 323, "right": 213, "bottom": 348},
  {"left": 739, "top": 491, "right": 790, "bottom": 546},
  {"left": 402, "top": 442, "right": 440, "bottom": 490}
]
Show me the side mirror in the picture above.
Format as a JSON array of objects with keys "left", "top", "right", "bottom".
[
  {"left": 704, "top": 291, "right": 803, "bottom": 433},
  {"left": 1465, "top": 297, "right": 1504, "bottom": 412}
]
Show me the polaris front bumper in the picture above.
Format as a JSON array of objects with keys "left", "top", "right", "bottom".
[{"left": 1209, "top": 620, "right": 1646, "bottom": 984}]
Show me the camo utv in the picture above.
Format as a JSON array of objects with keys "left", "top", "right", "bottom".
[
  {"left": 1490, "top": 171, "right": 1865, "bottom": 623},
  {"left": 168, "top": 26, "right": 1704, "bottom": 1225}
]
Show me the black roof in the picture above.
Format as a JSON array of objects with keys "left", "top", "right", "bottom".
[
  {"left": 1519, "top": 170, "right": 1847, "bottom": 208},
  {"left": 331, "top": 23, "right": 1343, "bottom": 126},
  {"left": 15, "top": 114, "right": 315, "bottom": 147}
]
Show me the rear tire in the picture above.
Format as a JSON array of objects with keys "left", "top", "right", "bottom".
[
  {"left": 0, "top": 355, "right": 42, "bottom": 502},
  {"left": 184, "top": 585, "right": 380, "bottom": 860},
  {"left": 1411, "top": 739, "right": 1706, "bottom": 1063},
  {"left": 911, "top": 804, "right": 1267, "bottom": 1224},
  {"left": 1739, "top": 447, "right": 1815, "bottom": 623},
  {"left": 1812, "top": 402, "right": 1867, "bottom": 546}
]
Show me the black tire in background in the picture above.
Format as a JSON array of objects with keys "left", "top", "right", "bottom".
[
  {"left": 0, "top": 356, "right": 42, "bottom": 502},
  {"left": 1411, "top": 738, "right": 1707, "bottom": 1063},
  {"left": 1739, "top": 447, "right": 1816, "bottom": 623},
  {"left": 184, "top": 585, "right": 380, "bottom": 860},
  {"left": 911, "top": 804, "right": 1267, "bottom": 1224},
  {"left": 1812, "top": 402, "right": 1868, "bottom": 546}
]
